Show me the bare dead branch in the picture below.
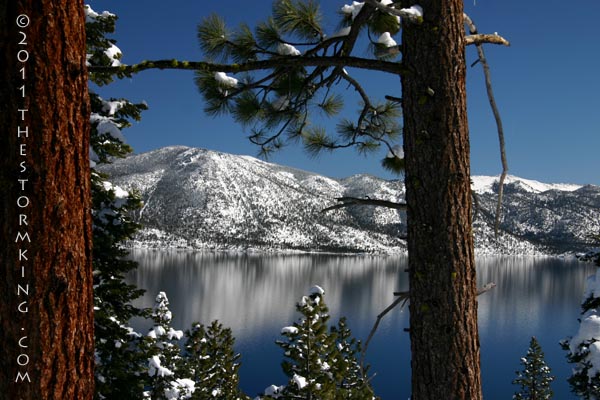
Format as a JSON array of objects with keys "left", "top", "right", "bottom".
[
  {"left": 373, "top": 36, "right": 508, "bottom": 63},
  {"left": 465, "top": 34, "right": 510, "bottom": 47},
  {"left": 361, "top": 282, "right": 495, "bottom": 370},
  {"left": 477, "top": 282, "right": 497, "bottom": 295},
  {"left": 374, "top": 33, "right": 509, "bottom": 60},
  {"left": 321, "top": 196, "right": 407, "bottom": 213},
  {"left": 360, "top": 292, "right": 409, "bottom": 374},
  {"left": 464, "top": 13, "right": 509, "bottom": 238}
]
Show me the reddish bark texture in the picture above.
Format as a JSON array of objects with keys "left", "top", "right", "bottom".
[
  {"left": 401, "top": 1, "right": 483, "bottom": 398},
  {"left": 1, "top": 1, "right": 94, "bottom": 399}
]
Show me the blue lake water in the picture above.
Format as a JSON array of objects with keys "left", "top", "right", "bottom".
[{"left": 126, "top": 250, "right": 596, "bottom": 399}]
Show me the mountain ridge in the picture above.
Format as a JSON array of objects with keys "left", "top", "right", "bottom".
[{"left": 98, "top": 146, "right": 600, "bottom": 255}]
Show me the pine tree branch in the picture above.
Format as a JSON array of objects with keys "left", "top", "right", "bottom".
[
  {"left": 464, "top": 13, "right": 509, "bottom": 238},
  {"left": 321, "top": 196, "right": 407, "bottom": 213},
  {"left": 339, "top": 1, "right": 376, "bottom": 57},
  {"left": 88, "top": 56, "right": 407, "bottom": 77}
]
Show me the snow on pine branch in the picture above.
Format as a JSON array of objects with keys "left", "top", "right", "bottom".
[
  {"left": 84, "top": 4, "right": 115, "bottom": 23},
  {"left": 85, "top": 4, "right": 122, "bottom": 67},
  {"left": 377, "top": 32, "right": 397, "bottom": 47},
  {"left": 277, "top": 43, "right": 302, "bottom": 56}
]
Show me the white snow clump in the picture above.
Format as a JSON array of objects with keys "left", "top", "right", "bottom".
[
  {"left": 386, "top": 144, "right": 404, "bottom": 159},
  {"left": 84, "top": 5, "right": 115, "bottom": 23},
  {"left": 148, "top": 355, "right": 174, "bottom": 377},
  {"left": 91, "top": 114, "right": 126, "bottom": 142},
  {"left": 292, "top": 374, "right": 308, "bottom": 389},
  {"left": 262, "top": 384, "right": 285, "bottom": 398},
  {"left": 310, "top": 285, "right": 325, "bottom": 296},
  {"left": 104, "top": 43, "right": 122, "bottom": 67},
  {"left": 377, "top": 32, "right": 397, "bottom": 47},
  {"left": 341, "top": 1, "right": 364, "bottom": 20},
  {"left": 401, "top": 5, "right": 424, "bottom": 18},
  {"left": 277, "top": 43, "right": 301, "bottom": 56},
  {"left": 214, "top": 72, "right": 238, "bottom": 88},
  {"left": 165, "top": 378, "right": 195, "bottom": 399},
  {"left": 281, "top": 326, "right": 299, "bottom": 334},
  {"left": 569, "top": 313, "right": 600, "bottom": 354}
]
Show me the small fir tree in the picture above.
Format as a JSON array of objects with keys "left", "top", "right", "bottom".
[
  {"left": 329, "top": 317, "right": 373, "bottom": 397},
  {"left": 142, "top": 292, "right": 188, "bottom": 399},
  {"left": 513, "top": 337, "right": 554, "bottom": 400},
  {"left": 261, "top": 286, "right": 377, "bottom": 399},
  {"left": 182, "top": 321, "right": 248, "bottom": 400},
  {"left": 277, "top": 286, "right": 337, "bottom": 398},
  {"left": 141, "top": 292, "right": 249, "bottom": 400}
]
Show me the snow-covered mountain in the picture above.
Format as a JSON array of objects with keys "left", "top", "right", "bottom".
[{"left": 98, "top": 146, "right": 600, "bottom": 255}]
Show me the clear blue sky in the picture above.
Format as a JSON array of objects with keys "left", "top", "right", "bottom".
[{"left": 89, "top": 0, "right": 600, "bottom": 185}]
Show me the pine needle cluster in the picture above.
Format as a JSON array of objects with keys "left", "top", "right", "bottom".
[{"left": 195, "top": 1, "right": 404, "bottom": 162}]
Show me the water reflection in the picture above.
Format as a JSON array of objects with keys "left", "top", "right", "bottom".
[
  {"left": 127, "top": 250, "right": 595, "bottom": 399},
  {"left": 128, "top": 250, "right": 409, "bottom": 339}
]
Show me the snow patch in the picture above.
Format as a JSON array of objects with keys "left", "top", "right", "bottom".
[
  {"left": 102, "top": 181, "right": 129, "bottom": 199},
  {"left": 262, "top": 384, "right": 285, "bottom": 398},
  {"left": 165, "top": 378, "right": 195, "bottom": 399},
  {"left": 310, "top": 285, "right": 325, "bottom": 296},
  {"left": 377, "top": 32, "right": 397, "bottom": 47},
  {"left": 91, "top": 114, "right": 126, "bottom": 142},
  {"left": 277, "top": 43, "right": 301, "bottom": 56},
  {"left": 292, "top": 374, "right": 308, "bottom": 389},
  {"left": 148, "top": 355, "right": 174, "bottom": 377},
  {"left": 104, "top": 43, "right": 122, "bottom": 67},
  {"left": 281, "top": 326, "right": 299, "bottom": 334},
  {"left": 214, "top": 72, "right": 238, "bottom": 88},
  {"left": 341, "top": 1, "right": 364, "bottom": 20},
  {"left": 386, "top": 144, "right": 403, "bottom": 159},
  {"left": 401, "top": 5, "right": 423, "bottom": 18},
  {"left": 102, "top": 100, "right": 126, "bottom": 116},
  {"left": 167, "top": 327, "right": 184, "bottom": 340},
  {"left": 84, "top": 5, "right": 115, "bottom": 23},
  {"left": 471, "top": 175, "right": 582, "bottom": 194},
  {"left": 569, "top": 312, "right": 600, "bottom": 354}
]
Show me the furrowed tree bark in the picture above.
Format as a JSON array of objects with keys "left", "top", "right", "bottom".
[
  {"left": 0, "top": 1, "right": 94, "bottom": 399},
  {"left": 401, "top": 1, "right": 482, "bottom": 399}
]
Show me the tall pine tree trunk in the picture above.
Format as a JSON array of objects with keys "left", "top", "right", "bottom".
[
  {"left": 0, "top": 1, "right": 94, "bottom": 398},
  {"left": 401, "top": 1, "right": 482, "bottom": 398}
]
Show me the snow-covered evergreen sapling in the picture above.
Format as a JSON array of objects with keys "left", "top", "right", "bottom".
[
  {"left": 182, "top": 321, "right": 249, "bottom": 400},
  {"left": 329, "top": 316, "right": 374, "bottom": 397},
  {"left": 259, "top": 286, "right": 377, "bottom": 399},
  {"left": 142, "top": 292, "right": 189, "bottom": 399},
  {"left": 141, "top": 292, "right": 250, "bottom": 400},
  {"left": 512, "top": 336, "right": 554, "bottom": 400},
  {"left": 562, "top": 267, "right": 600, "bottom": 399}
]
